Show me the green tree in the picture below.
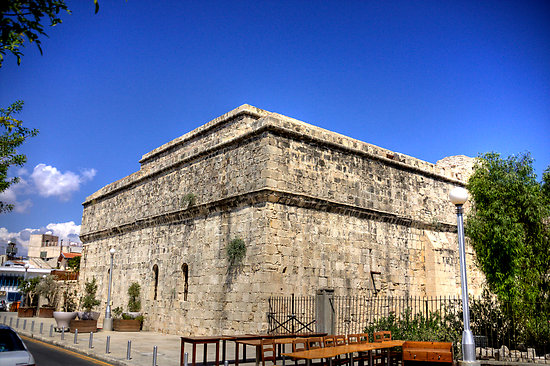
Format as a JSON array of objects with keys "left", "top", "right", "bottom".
[
  {"left": 0, "top": 100, "right": 38, "bottom": 213},
  {"left": 66, "top": 255, "right": 80, "bottom": 271},
  {"left": 466, "top": 152, "right": 550, "bottom": 311},
  {"left": 18, "top": 276, "right": 40, "bottom": 307},
  {"left": 1, "top": 0, "right": 99, "bottom": 66},
  {"left": 80, "top": 277, "right": 100, "bottom": 313}
]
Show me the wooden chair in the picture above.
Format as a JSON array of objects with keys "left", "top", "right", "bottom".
[
  {"left": 334, "top": 335, "right": 347, "bottom": 346},
  {"left": 306, "top": 337, "right": 323, "bottom": 350},
  {"left": 347, "top": 334, "right": 369, "bottom": 366},
  {"left": 332, "top": 335, "right": 350, "bottom": 366},
  {"left": 373, "top": 331, "right": 392, "bottom": 342},
  {"left": 291, "top": 339, "right": 307, "bottom": 366},
  {"left": 373, "top": 331, "right": 400, "bottom": 366},
  {"left": 306, "top": 337, "right": 325, "bottom": 366},
  {"left": 261, "top": 338, "right": 276, "bottom": 366},
  {"left": 323, "top": 335, "right": 336, "bottom": 347}
]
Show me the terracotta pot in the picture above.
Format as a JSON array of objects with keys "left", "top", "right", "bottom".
[{"left": 53, "top": 311, "right": 77, "bottom": 330}]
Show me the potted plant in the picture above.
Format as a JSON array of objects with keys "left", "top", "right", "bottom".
[
  {"left": 17, "top": 277, "right": 40, "bottom": 317},
  {"left": 53, "top": 288, "right": 77, "bottom": 330},
  {"left": 113, "top": 283, "right": 143, "bottom": 331},
  {"left": 70, "top": 277, "right": 100, "bottom": 333},
  {"left": 36, "top": 275, "right": 57, "bottom": 317}
]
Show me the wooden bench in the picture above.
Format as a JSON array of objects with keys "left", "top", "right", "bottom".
[{"left": 402, "top": 341, "right": 453, "bottom": 365}]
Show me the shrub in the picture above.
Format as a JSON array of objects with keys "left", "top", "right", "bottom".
[
  {"left": 128, "top": 282, "right": 141, "bottom": 312},
  {"left": 227, "top": 238, "right": 246, "bottom": 265},
  {"left": 80, "top": 277, "right": 100, "bottom": 312}
]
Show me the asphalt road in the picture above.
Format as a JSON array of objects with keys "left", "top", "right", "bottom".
[{"left": 21, "top": 335, "right": 114, "bottom": 366}]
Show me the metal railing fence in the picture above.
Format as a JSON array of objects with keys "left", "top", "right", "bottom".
[{"left": 268, "top": 294, "right": 549, "bottom": 363}]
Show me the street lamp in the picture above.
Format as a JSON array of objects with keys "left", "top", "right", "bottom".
[
  {"left": 103, "top": 248, "right": 116, "bottom": 331},
  {"left": 22, "top": 263, "right": 30, "bottom": 307},
  {"left": 450, "top": 187, "right": 479, "bottom": 365}
]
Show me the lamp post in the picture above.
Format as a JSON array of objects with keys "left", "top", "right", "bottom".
[
  {"left": 450, "top": 187, "right": 479, "bottom": 365},
  {"left": 103, "top": 248, "right": 116, "bottom": 331},
  {"left": 22, "top": 263, "right": 30, "bottom": 307}
]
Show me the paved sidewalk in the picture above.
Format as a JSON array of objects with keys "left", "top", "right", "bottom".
[{"left": 1, "top": 312, "right": 239, "bottom": 366}]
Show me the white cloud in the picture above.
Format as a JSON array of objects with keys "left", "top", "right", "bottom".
[
  {"left": 0, "top": 178, "right": 33, "bottom": 213},
  {"left": 1, "top": 164, "right": 97, "bottom": 209},
  {"left": 30, "top": 163, "right": 96, "bottom": 201},
  {"left": 45, "top": 221, "right": 81, "bottom": 244},
  {"left": 0, "top": 222, "right": 81, "bottom": 256},
  {"left": 81, "top": 168, "right": 97, "bottom": 181}
]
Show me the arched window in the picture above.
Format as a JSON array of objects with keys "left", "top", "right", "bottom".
[
  {"left": 152, "top": 264, "right": 159, "bottom": 300},
  {"left": 182, "top": 263, "right": 188, "bottom": 301}
]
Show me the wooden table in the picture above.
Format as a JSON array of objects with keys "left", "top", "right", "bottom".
[
  {"left": 232, "top": 333, "right": 327, "bottom": 366},
  {"left": 282, "top": 340, "right": 405, "bottom": 366},
  {"left": 180, "top": 336, "right": 221, "bottom": 366}
]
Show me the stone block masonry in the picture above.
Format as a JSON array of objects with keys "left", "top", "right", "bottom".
[{"left": 79, "top": 104, "right": 484, "bottom": 335}]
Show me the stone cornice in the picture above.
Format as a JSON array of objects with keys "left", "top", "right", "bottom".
[
  {"left": 79, "top": 188, "right": 456, "bottom": 243},
  {"left": 83, "top": 120, "right": 465, "bottom": 207}
]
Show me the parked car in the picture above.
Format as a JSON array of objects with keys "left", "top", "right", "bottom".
[
  {"left": 0, "top": 301, "right": 7, "bottom": 312},
  {"left": 0, "top": 325, "right": 35, "bottom": 366}
]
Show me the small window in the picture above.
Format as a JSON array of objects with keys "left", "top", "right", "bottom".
[
  {"left": 153, "top": 264, "right": 159, "bottom": 300},
  {"left": 182, "top": 263, "right": 188, "bottom": 301}
]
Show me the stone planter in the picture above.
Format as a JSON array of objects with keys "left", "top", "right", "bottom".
[
  {"left": 17, "top": 307, "right": 35, "bottom": 317},
  {"left": 69, "top": 319, "right": 98, "bottom": 333},
  {"left": 38, "top": 307, "right": 55, "bottom": 318},
  {"left": 113, "top": 319, "right": 141, "bottom": 332},
  {"left": 53, "top": 311, "right": 77, "bottom": 330}
]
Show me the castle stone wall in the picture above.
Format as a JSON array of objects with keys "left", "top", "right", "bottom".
[{"left": 80, "top": 104, "right": 483, "bottom": 335}]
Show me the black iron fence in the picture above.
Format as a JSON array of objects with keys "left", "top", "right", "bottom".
[
  {"left": 267, "top": 294, "right": 316, "bottom": 334},
  {"left": 268, "top": 294, "right": 550, "bottom": 363}
]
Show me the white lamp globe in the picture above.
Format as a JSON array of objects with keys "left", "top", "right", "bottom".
[
  {"left": 24, "top": 263, "right": 30, "bottom": 270},
  {"left": 109, "top": 248, "right": 116, "bottom": 255},
  {"left": 450, "top": 187, "right": 468, "bottom": 205}
]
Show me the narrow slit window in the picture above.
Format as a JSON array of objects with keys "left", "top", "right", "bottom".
[
  {"left": 153, "top": 264, "right": 159, "bottom": 300},
  {"left": 182, "top": 263, "right": 189, "bottom": 301}
]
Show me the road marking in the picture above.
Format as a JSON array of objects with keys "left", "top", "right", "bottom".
[{"left": 21, "top": 335, "right": 114, "bottom": 366}]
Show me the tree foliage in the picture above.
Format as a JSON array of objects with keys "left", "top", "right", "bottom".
[
  {"left": 36, "top": 274, "right": 58, "bottom": 307},
  {"left": 66, "top": 255, "right": 80, "bottom": 271},
  {"left": 80, "top": 276, "right": 100, "bottom": 312},
  {"left": 18, "top": 276, "right": 40, "bottom": 307},
  {"left": 0, "top": 0, "right": 99, "bottom": 66},
  {"left": 0, "top": 100, "right": 38, "bottom": 213},
  {"left": 466, "top": 152, "right": 550, "bottom": 312},
  {"left": 127, "top": 282, "right": 141, "bottom": 312}
]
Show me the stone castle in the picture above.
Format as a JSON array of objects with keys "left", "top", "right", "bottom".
[{"left": 79, "top": 105, "right": 483, "bottom": 335}]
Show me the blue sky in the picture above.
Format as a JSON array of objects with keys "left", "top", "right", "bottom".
[{"left": 1, "top": 0, "right": 549, "bottom": 254}]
